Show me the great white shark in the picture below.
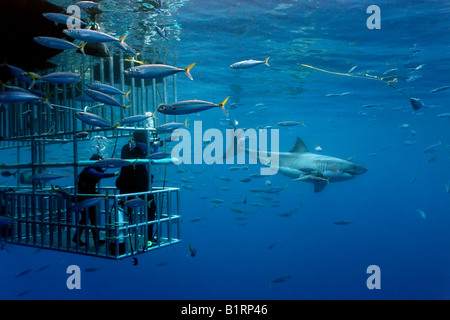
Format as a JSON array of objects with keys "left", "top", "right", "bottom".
[{"left": 240, "top": 136, "right": 367, "bottom": 192}]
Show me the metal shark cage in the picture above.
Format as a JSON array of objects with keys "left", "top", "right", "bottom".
[{"left": 0, "top": 52, "right": 182, "bottom": 260}]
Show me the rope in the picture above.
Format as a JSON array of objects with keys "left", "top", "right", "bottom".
[{"left": 300, "top": 64, "right": 413, "bottom": 100}]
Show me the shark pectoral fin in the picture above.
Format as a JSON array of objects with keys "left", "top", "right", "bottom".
[
  {"left": 223, "top": 137, "right": 242, "bottom": 160},
  {"left": 313, "top": 180, "right": 328, "bottom": 193}
]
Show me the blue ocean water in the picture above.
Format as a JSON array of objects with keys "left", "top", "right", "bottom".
[{"left": 1, "top": 0, "right": 450, "bottom": 300}]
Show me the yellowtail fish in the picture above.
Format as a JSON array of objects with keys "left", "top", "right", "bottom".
[
  {"left": 113, "top": 34, "right": 137, "bottom": 57},
  {"left": 1, "top": 170, "right": 18, "bottom": 177},
  {"left": 33, "top": 37, "right": 86, "bottom": 55},
  {"left": 28, "top": 72, "right": 81, "bottom": 89},
  {"left": 156, "top": 119, "right": 188, "bottom": 134},
  {"left": 42, "top": 13, "right": 88, "bottom": 27},
  {"left": 87, "top": 83, "right": 131, "bottom": 98},
  {"left": 84, "top": 89, "right": 131, "bottom": 109},
  {"left": 0, "top": 90, "right": 53, "bottom": 108},
  {"left": 76, "top": 112, "right": 119, "bottom": 128},
  {"left": 148, "top": 152, "right": 171, "bottom": 160},
  {"left": 71, "top": 197, "right": 103, "bottom": 213},
  {"left": 230, "top": 57, "right": 270, "bottom": 69},
  {"left": 158, "top": 97, "right": 229, "bottom": 116},
  {"left": 120, "top": 115, "right": 151, "bottom": 125},
  {"left": 124, "top": 63, "right": 196, "bottom": 80},
  {"left": 63, "top": 29, "right": 125, "bottom": 43},
  {"left": 51, "top": 184, "right": 71, "bottom": 200},
  {"left": 31, "top": 173, "right": 70, "bottom": 181},
  {"left": 94, "top": 158, "right": 137, "bottom": 168},
  {"left": 4, "top": 64, "right": 38, "bottom": 85},
  {"left": 123, "top": 198, "right": 152, "bottom": 208}
]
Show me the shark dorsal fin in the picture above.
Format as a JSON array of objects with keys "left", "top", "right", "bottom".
[{"left": 289, "top": 137, "right": 308, "bottom": 153}]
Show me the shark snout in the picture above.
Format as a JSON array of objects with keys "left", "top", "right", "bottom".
[{"left": 347, "top": 164, "right": 367, "bottom": 175}]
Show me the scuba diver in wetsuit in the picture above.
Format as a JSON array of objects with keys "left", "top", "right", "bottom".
[
  {"left": 73, "top": 154, "right": 117, "bottom": 247},
  {"left": 115, "top": 131, "right": 157, "bottom": 247}
]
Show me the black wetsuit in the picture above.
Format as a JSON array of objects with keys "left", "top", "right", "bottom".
[
  {"left": 74, "top": 167, "right": 115, "bottom": 246},
  {"left": 116, "top": 142, "right": 156, "bottom": 240}
]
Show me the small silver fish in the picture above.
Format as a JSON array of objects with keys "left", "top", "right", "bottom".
[
  {"left": 430, "top": 86, "right": 450, "bottom": 93},
  {"left": 348, "top": 65, "right": 358, "bottom": 73},
  {"left": 424, "top": 141, "right": 441, "bottom": 153},
  {"left": 155, "top": 25, "right": 168, "bottom": 39},
  {"left": 76, "top": 1, "right": 101, "bottom": 9},
  {"left": 402, "top": 140, "right": 416, "bottom": 146},
  {"left": 34, "top": 37, "right": 86, "bottom": 54},
  {"left": 269, "top": 274, "right": 292, "bottom": 284},
  {"left": 74, "top": 131, "right": 90, "bottom": 139},
  {"left": 333, "top": 219, "right": 353, "bottom": 225},
  {"left": 276, "top": 120, "right": 304, "bottom": 127},
  {"left": 230, "top": 57, "right": 270, "bottom": 69},
  {"left": 14, "top": 269, "right": 33, "bottom": 278}
]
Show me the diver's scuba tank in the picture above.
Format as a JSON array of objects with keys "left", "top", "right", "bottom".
[{"left": 109, "top": 206, "right": 126, "bottom": 256}]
